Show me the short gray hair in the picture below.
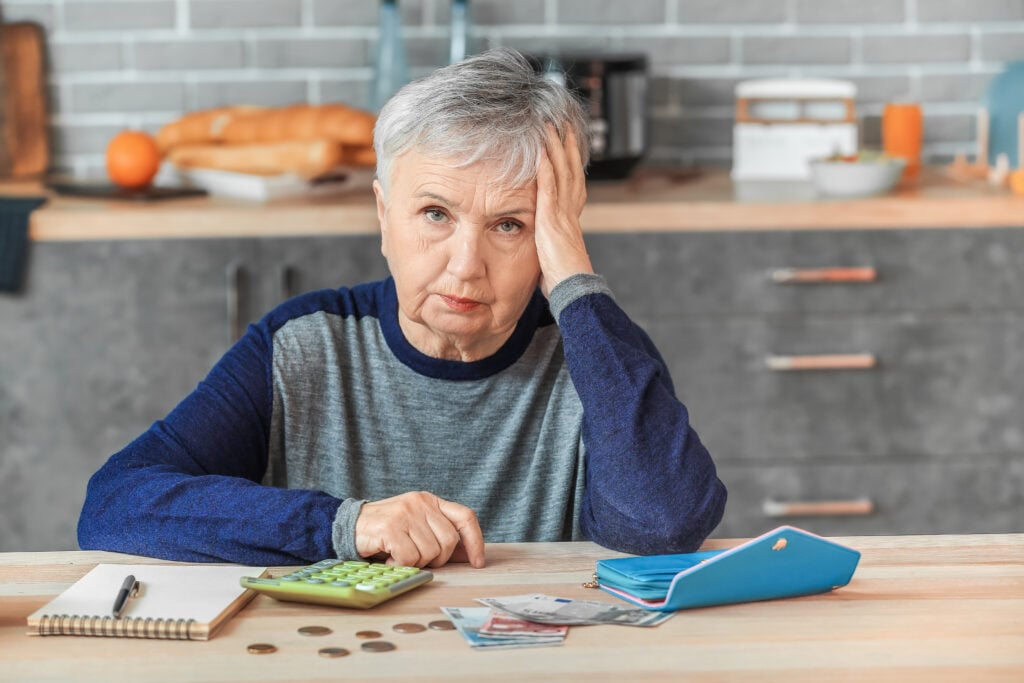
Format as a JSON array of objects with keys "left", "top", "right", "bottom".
[{"left": 373, "top": 47, "right": 589, "bottom": 199}]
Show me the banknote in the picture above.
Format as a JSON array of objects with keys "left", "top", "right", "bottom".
[
  {"left": 480, "top": 612, "right": 569, "bottom": 638},
  {"left": 475, "top": 594, "right": 674, "bottom": 627},
  {"left": 441, "top": 607, "right": 565, "bottom": 649}
]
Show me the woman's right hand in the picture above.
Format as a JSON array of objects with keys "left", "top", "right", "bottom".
[{"left": 354, "top": 491, "right": 486, "bottom": 568}]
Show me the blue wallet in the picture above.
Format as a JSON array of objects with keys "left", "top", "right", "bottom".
[{"left": 596, "top": 526, "right": 860, "bottom": 612}]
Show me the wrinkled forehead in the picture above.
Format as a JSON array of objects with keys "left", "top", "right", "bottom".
[{"left": 391, "top": 146, "right": 538, "bottom": 196}]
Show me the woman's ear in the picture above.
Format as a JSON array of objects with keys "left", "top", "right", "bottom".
[{"left": 373, "top": 179, "right": 389, "bottom": 258}]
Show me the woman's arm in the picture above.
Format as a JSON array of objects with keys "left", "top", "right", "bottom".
[
  {"left": 532, "top": 125, "right": 726, "bottom": 555},
  {"left": 77, "top": 310, "right": 342, "bottom": 565},
  {"left": 551, "top": 275, "right": 727, "bottom": 555}
]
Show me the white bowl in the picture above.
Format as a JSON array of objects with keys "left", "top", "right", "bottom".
[{"left": 809, "top": 157, "right": 906, "bottom": 198}]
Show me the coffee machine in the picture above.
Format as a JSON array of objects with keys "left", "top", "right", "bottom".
[{"left": 530, "top": 53, "right": 649, "bottom": 180}]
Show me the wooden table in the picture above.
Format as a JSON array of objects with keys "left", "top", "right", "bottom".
[{"left": 2, "top": 535, "right": 1023, "bottom": 682}]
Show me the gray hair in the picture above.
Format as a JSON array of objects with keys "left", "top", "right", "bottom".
[{"left": 373, "top": 47, "right": 589, "bottom": 199}]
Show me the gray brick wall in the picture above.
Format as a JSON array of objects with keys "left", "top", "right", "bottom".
[{"left": 2, "top": 0, "right": 1022, "bottom": 176}]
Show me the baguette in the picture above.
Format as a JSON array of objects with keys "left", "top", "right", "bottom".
[
  {"left": 340, "top": 145, "right": 377, "bottom": 167},
  {"left": 157, "top": 103, "right": 377, "bottom": 153},
  {"left": 168, "top": 139, "right": 345, "bottom": 178},
  {"left": 156, "top": 106, "right": 265, "bottom": 153},
  {"left": 219, "top": 103, "right": 376, "bottom": 148}
]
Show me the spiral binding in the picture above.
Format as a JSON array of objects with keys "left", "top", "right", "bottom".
[{"left": 37, "top": 614, "right": 197, "bottom": 639}]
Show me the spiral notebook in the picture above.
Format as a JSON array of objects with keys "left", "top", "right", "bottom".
[{"left": 27, "top": 563, "right": 266, "bottom": 641}]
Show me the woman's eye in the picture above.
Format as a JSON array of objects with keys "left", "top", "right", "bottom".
[{"left": 496, "top": 220, "right": 523, "bottom": 235}]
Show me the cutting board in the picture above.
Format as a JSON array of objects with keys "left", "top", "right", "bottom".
[
  {"left": 0, "top": 22, "right": 50, "bottom": 178},
  {"left": 47, "top": 181, "right": 207, "bottom": 201}
]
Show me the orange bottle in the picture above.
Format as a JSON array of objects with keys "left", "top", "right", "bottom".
[{"left": 882, "top": 103, "right": 923, "bottom": 182}]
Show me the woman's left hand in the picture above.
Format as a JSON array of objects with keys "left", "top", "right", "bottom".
[{"left": 535, "top": 125, "right": 593, "bottom": 298}]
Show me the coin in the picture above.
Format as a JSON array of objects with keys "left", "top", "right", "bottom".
[
  {"left": 361, "top": 640, "right": 396, "bottom": 653},
  {"left": 298, "top": 625, "right": 332, "bottom": 636},
  {"left": 355, "top": 630, "right": 382, "bottom": 639},
  {"left": 317, "top": 647, "right": 350, "bottom": 658},
  {"left": 392, "top": 622, "right": 426, "bottom": 634},
  {"left": 427, "top": 620, "right": 456, "bottom": 631},
  {"left": 246, "top": 643, "right": 277, "bottom": 655}
]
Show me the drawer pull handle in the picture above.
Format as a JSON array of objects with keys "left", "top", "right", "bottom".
[
  {"left": 766, "top": 353, "right": 876, "bottom": 371},
  {"left": 279, "top": 264, "right": 296, "bottom": 303},
  {"left": 770, "top": 267, "right": 877, "bottom": 284},
  {"left": 763, "top": 498, "right": 875, "bottom": 518}
]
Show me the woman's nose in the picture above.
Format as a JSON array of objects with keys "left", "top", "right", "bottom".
[{"left": 446, "top": 229, "right": 486, "bottom": 281}]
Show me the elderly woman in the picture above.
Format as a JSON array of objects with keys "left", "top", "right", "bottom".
[{"left": 78, "top": 48, "right": 726, "bottom": 568}]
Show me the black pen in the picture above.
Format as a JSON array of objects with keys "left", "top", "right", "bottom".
[{"left": 111, "top": 574, "right": 140, "bottom": 618}]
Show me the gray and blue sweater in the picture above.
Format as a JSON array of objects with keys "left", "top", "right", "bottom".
[{"left": 78, "top": 273, "right": 726, "bottom": 565}]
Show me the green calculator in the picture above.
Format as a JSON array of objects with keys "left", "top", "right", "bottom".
[{"left": 240, "top": 559, "right": 433, "bottom": 609}]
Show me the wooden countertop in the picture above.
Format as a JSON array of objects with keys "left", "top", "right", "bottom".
[
  {"left": 4, "top": 167, "right": 1023, "bottom": 242},
  {"left": 2, "top": 534, "right": 1023, "bottom": 681}
]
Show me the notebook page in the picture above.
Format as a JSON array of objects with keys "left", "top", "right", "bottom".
[{"left": 29, "top": 563, "right": 266, "bottom": 624}]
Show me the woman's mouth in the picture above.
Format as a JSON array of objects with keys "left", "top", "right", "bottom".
[{"left": 439, "top": 294, "right": 482, "bottom": 312}]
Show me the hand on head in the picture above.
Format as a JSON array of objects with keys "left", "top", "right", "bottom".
[
  {"left": 354, "top": 491, "right": 486, "bottom": 568},
  {"left": 534, "top": 124, "right": 593, "bottom": 298}
]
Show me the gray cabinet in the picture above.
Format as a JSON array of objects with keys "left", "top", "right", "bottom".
[
  {"left": 255, "top": 235, "right": 388, "bottom": 312},
  {"left": 5, "top": 226, "right": 1022, "bottom": 551},
  {"left": 0, "top": 234, "right": 387, "bottom": 552},
  {"left": 588, "top": 228, "right": 1024, "bottom": 538}
]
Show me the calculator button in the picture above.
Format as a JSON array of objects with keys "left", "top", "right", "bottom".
[{"left": 242, "top": 559, "right": 432, "bottom": 610}]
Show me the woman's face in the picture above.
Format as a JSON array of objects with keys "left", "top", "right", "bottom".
[{"left": 374, "top": 150, "right": 541, "bottom": 362}]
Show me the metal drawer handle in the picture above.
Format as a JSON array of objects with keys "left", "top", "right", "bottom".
[
  {"left": 278, "top": 264, "right": 296, "bottom": 303},
  {"left": 766, "top": 353, "right": 876, "bottom": 371},
  {"left": 763, "top": 498, "right": 875, "bottom": 518},
  {"left": 770, "top": 267, "right": 877, "bottom": 284}
]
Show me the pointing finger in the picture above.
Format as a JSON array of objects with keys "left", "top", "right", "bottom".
[{"left": 438, "top": 499, "right": 486, "bottom": 568}]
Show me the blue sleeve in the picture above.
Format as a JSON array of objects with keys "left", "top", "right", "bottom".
[
  {"left": 549, "top": 274, "right": 727, "bottom": 555},
  {"left": 77, "top": 313, "right": 341, "bottom": 566}
]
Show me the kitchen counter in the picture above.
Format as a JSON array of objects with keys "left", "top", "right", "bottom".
[{"left": 3, "top": 167, "right": 1023, "bottom": 242}]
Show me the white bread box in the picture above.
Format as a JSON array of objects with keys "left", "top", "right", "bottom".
[{"left": 731, "top": 79, "right": 858, "bottom": 181}]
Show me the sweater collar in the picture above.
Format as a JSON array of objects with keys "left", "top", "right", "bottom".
[{"left": 379, "top": 277, "right": 547, "bottom": 381}]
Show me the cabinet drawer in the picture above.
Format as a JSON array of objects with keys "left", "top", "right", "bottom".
[
  {"left": 255, "top": 235, "right": 387, "bottom": 311},
  {"left": 590, "top": 229, "right": 1024, "bottom": 318},
  {"left": 713, "top": 456, "right": 1024, "bottom": 537},
  {"left": 641, "top": 313, "right": 1024, "bottom": 461}
]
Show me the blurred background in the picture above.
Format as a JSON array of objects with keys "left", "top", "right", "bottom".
[
  {"left": 2, "top": 1, "right": 1024, "bottom": 554},
  {"left": 1, "top": 0, "right": 1022, "bottom": 177}
]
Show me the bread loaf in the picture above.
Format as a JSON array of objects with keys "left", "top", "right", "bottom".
[
  {"left": 157, "top": 103, "right": 376, "bottom": 153},
  {"left": 167, "top": 139, "right": 345, "bottom": 178},
  {"left": 220, "top": 104, "right": 376, "bottom": 148},
  {"left": 156, "top": 106, "right": 264, "bottom": 153},
  {"left": 340, "top": 145, "right": 377, "bottom": 167}
]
